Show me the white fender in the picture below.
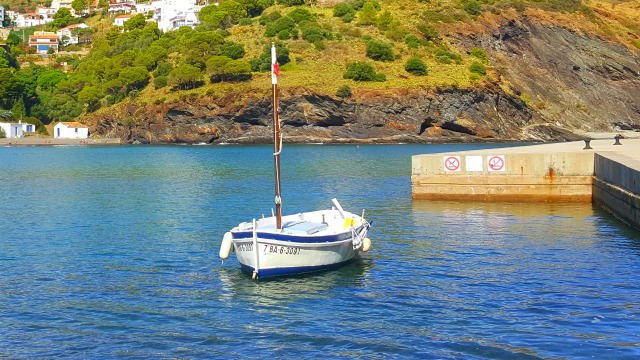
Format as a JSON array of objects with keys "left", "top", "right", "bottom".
[
  {"left": 361, "top": 237, "right": 371, "bottom": 252},
  {"left": 219, "top": 232, "right": 233, "bottom": 259}
]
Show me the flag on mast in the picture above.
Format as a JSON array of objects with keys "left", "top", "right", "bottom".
[{"left": 271, "top": 43, "right": 279, "bottom": 85}]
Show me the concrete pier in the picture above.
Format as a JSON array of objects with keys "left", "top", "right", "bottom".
[{"left": 412, "top": 137, "right": 640, "bottom": 229}]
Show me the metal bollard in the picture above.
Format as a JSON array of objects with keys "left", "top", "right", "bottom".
[
  {"left": 614, "top": 135, "right": 622, "bottom": 145},
  {"left": 583, "top": 139, "right": 592, "bottom": 150}
]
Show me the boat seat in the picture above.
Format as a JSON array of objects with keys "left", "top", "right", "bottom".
[{"left": 283, "top": 221, "right": 328, "bottom": 235}]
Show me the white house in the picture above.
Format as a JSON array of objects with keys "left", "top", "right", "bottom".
[
  {"left": 21, "top": 121, "right": 36, "bottom": 133},
  {"left": 113, "top": 14, "right": 134, "bottom": 27},
  {"left": 50, "top": 0, "right": 74, "bottom": 12},
  {"left": 0, "top": 6, "right": 5, "bottom": 28},
  {"left": 14, "top": 12, "right": 47, "bottom": 28},
  {"left": 156, "top": 0, "right": 201, "bottom": 32},
  {"left": 135, "top": 2, "right": 155, "bottom": 15},
  {"left": 54, "top": 122, "right": 89, "bottom": 139},
  {"left": 109, "top": 0, "right": 136, "bottom": 14},
  {"left": 35, "top": 6, "right": 58, "bottom": 23},
  {"left": 56, "top": 23, "right": 90, "bottom": 45},
  {"left": 28, "top": 31, "right": 60, "bottom": 54},
  {"left": 0, "top": 122, "right": 24, "bottom": 138}
]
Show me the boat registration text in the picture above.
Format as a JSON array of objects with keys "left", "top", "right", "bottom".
[{"left": 235, "top": 243, "right": 301, "bottom": 255}]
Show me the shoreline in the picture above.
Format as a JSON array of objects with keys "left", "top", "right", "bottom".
[
  {"left": 0, "top": 137, "right": 121, "bottom": 146},
  {"left": 2, "top": 131, "right": 638, "bottom": 147}
]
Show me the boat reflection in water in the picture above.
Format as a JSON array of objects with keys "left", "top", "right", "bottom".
[{"left": 217, "top": 257, "right": 372, "bottom": 306}]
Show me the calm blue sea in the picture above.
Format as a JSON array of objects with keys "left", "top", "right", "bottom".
[{"left": 1, "top": 144, "right": 639, "bottom": 359}]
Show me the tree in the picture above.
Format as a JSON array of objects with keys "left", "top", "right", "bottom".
[
  {"left": 357, "top": 2, "right": 378, "bottom": 26},
  {"left": 376, "top": 11, "right": 393, "bottom": 30},
  {"left": 235, "top": 0, "right": 274, "bottom": 17},
  {"left": 7, "top": 32, "right": 23, "bottom": 46},
  {"left": 277, "top": 0, "right": 305, "bottom": 5},
  {"left": 405, "top": 57, "right": 427, "bottom": 76},
  {"left": 0, "top": 68, "right": 22, "bottom": 109},
  {"left": 199, "top": 1, "right": 247, "bottom": 29},
  {"left": 250, "top": 42, "right": 289, "bottom": 72},
  {"left": 51, "top": 8, "right": 73, "bottom": 29},
  {"left": 37, "top": 69, "right": 68, "bottom": 91},
  {"left": 124, "top": 14, "right": 147, "bottom": 31},
  {"left": 168, "top": 64, "right": 203, "bottom": 90},
  {"left": 207, "top": 56, "right": 251, "bottom": 82},
  {"left": 73, "top": 27, "right": 95, "bottom": 44},
  {"left": 0, "top": 109, "right": 13, "bottom": 121},
  {"left": 265, "top": 16, "right": 295, "bottom": 37},
  {"left": 221, "top": 42, "right": 245, "bottom": 59},
  {"left": 301, "top": 26, "right": 325, "bottom": 43},
  {"left": 154, "top": 76, "right": 168, "bottom": 89},
  {"left": 77, "top": 86, "right": 103, "bottom": 112},
  {"left": 288, "top": 8, "right": 313, "bottom": 23},
  {"left": 11, "top": 97, "right": 26, "bottom": 119},
  {"left": 2, "top": 12, "right": 12, "bottom": 27},
  {"left": 365, "top": 40, "right": 394, "bottom": 61},
  {"left": 183, "top": 31, "right": 225, "bottom": 58},
  {"left": 153, "top": 62, "right": 173, "bottom": 77},
  {"left": 118, "top": 66, "right": 150, "bottom": 92},
  {"left": 343, "top": 61, "right": 385, "bottom": 82},
  {"left": 206, "top": 55, "right": 232, "bottom": 81},
  {"left": 0, "top": 48, "right": 9, "bottom": 68},
  {"left": 334, "top": 3, "right": 355, "bottom": 19},
  {"left": 71, "top": 0, "right": 88, "bottom": 14},
  {"left": 45, "top": 93, "right": 84, "bottom": 121}
]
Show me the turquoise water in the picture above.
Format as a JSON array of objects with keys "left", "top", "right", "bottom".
[{"left": 1, "top": 144, "right": 639, "bottom": 359}]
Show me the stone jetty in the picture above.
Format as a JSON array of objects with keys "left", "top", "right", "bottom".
[{"left": 412, "top": 134, "right": 640, "bottom": 230}]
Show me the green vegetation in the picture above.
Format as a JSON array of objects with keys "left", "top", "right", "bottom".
[
  {"left": 343, "top": 61, "right": 386, "bottom": 82},
  {"left": 469, "top": 61, "right": 487, "bottom": 76},
  {"left": 0, "top": 0, "right": 635, "bottom": 125},
  {"left": 336, "top": 85, "right": 352, "bottom": 98},
  {"left": 365, "top": 39, "right": 394, "bottom": 61},
  {"left": 405, "top": 57, "right": 428, "bottom": 76},
  {"left": 0, "top": 109, "right": 13, "bottom": 121}
]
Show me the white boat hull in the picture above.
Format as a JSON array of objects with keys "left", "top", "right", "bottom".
[
  {"left": 223, "top": 204, "right": 370, "bottom": 279},
  {"left": 233, "top": 237, "right": 359, "bottom": 278}
]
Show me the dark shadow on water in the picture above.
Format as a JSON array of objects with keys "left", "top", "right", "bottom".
[
  {"left": 216, "top": 257, "right": 372, "bottom": 305},
  {"left": 591, "top": 203, "right": 640, "bottom": 251}
]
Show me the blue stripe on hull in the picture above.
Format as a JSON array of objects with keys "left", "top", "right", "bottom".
[
  {"left": 232, "top": 230, "right": 358, "bottom": 243},
  {"left": 239, "top": 258, "right": 355, "bottom": 279}
]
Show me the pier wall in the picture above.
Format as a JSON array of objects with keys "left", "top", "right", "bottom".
[
  {"left": 411, "top": 139, "right": 640, "bottom": 230},
  {"left": 593, "top": 153, "right": 640, "bottom": 229},
  {"left": 412, "top": 152, "right": 594, "bottom": 202}
]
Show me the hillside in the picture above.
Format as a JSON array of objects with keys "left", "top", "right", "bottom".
[{"left": 3, "top": 0, "right": 640, "bottom": 143}]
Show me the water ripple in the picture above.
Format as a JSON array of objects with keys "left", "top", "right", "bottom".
[{"left": 1, "top": 145, "right": 640, "bottom": 358}]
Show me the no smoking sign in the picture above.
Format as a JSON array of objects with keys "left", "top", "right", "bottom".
[
  {"left": 488, "top": 155, "right": 506, "bottom": 172},
  {"left": 443, "top": 156, "right": 461, "bottom": 172}
]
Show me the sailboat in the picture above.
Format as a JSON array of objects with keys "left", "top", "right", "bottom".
[{"left": 219, "top": 43, "right": 372, "bottom": 280}]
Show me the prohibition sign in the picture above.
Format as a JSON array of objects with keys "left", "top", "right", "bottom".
[
  {"left": 444, "top": 156, "right": 460, "bottom": 172},
  {"left": 488, "top": 156, "right": 505, "bottom": 171}
]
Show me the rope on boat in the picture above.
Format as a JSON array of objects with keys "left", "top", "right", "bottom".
[{"left": 351, "top": 219, "right": 371, "bottom": 250}]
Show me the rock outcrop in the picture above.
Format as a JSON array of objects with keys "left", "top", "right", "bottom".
[
  {"left": 85, "top": 15, "right": 639, "bottom": 145},
  {"left": 454, "top": 16, "right": 640, "bottom": 132}
]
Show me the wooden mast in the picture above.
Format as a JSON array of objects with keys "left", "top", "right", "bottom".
[{"left": 272, "top": 43, "right": 283, "bottom": 230}]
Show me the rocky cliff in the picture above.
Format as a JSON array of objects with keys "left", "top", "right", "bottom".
[{"left": 86, "top": 13, "right": 640, "bottom": 145}]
